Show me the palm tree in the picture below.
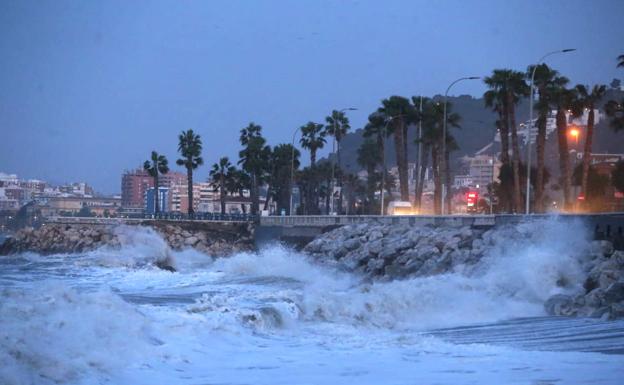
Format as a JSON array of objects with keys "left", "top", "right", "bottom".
[
  {"left": 618, "top": 54, "right": 624, "bottom": 68},
  {"left": 419, "top": 100, "right": 460, "bottom": 214},
  {"left": 357, "top": 138, "right": 382, "bottom": 213},
  {"left": 238, "top": 123, "right": 271, "bottom": 215},
  {"left": 226, "top": 169, "right": 251, "bottom": 214},
  {"left": 379, "top": 96, "right": 415, "bottom": 201},
  {"left": 362, "top": 112, "right": 388, "bottom": 211},
  {"left": 325, "top": 110, "right": 351, "bottom": 213},
  {"left": 265, "top": 144, "right": 300, "bottom": 214},
  {"left": 483, "top": 70, "right": 529, "bottom": 213},
  {"left": 143, "top": 151, "right": 169, "bottom": 214},
  {"left": 299, "top": 122, "right": 326, "bottom": 167},
  {"left": 605, "top": 99, "right": 624, "bottom": 132},
  {"left": 528, "top": 63, "right": 559, "bottom": 212},
  {"left": 176, "top": 129, "right": 203, "bottom": 215},
  {"left": 209, "top": 157, "right": 235, "bottom": 214},
  {"left": 574, "top": 84, "right": 606, "bottom": 207}
]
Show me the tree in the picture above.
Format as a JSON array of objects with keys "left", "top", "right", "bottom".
[
  {"left": 612, "top": 160, "right": 624, "bottom": 194},
  {"left": 605, "top": 99, "right": 624, "bottom": 132},
  {"left": 419, "top": 99, "right": 460, "bottom": 214},
  {"left": 379, "top": 96, "right": 416, "bottom": 201},
  {"left": 618, "top": 54, "right": 624, "bottom": 68},
  {"left": 528, "top": 64, "right": 559, "bottom": 213},
  {"left": 210, "top": 157, "right": 235, "bottom": 214},
  {"left": 238, "top": 123, "right": 271, "bottom": 215},
  {"left": 325, "top": 110, "right": 351, "bottom": 213},
  {"left": 143, "top": 151, "right": 169, "bottom": 214},
  {"left": 357, "top": 138, "right": 382, "bottom": 214},
  {"left": 362, "top": 112, "right": 389, "bottom": 213},
  {"left": 483, "top": 70, "right": 529, "bottom": 213},
  {"left": 299, "top": 122, "right": 326, "bottom": 167},
  {"left": 176, "top": 129, "right": 203, "bottom": 215},
  {"left": 266, "top": 144, "right": 300, "bottom": 214},
  {"left": 572, "top": 84, "right": 606, "bottom": 208},
  {"left": 78, "top": 205, "right": 93, "bottom": 217},
  {"left": 226, "top": 168, "right": 251, "bottom": 214}
]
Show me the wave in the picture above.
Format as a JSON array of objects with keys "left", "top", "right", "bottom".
[
  {"left": 189, "top": 219, "right": 591, "bottom": 330},
  {"left": 0, "top": 283, "right": 158, "bottom": 385}
]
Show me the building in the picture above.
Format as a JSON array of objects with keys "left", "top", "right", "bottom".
[
  {"left": 456, "top": 154, "right": 501, "bottom": 190},
  {"left": 38, "top": 196, "right": 121, "bottom": 217},
  {"left": 121, "top": 169, "right": 187, "bottom": 212},
  {"left": 121, "top": 169, "right": 154, "bottom": 210},
  {"left": 145, "top": 187, "right": 170, "bottom": 214}
]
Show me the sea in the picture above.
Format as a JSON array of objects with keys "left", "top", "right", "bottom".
[{"left": 1, "top": 221, "right": 623, "bottom": 385}]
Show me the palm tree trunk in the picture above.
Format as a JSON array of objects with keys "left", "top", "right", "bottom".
[
  {"left": 251, "top": 174, "right": 258, "bottom": 215},
  {"left": 154, "top": 175, "right": 159, "bottom": 214},
  {"left": 220, "top": 175, "right": 226, "bottom": 214},
  {"left": 393, "top": 121, "right": 409, "bottom": 201},
  {"left": 432, "top": 144, "right": 441, "bottom": 214},
  {"left": 366, "top": 164, "right": 376, "bottom": 214},
  {"left": 239, "top": 191, "right": 247, "bottom": 214},
  {"left": 263, "top": 184, "right": 271, "bottom": 211},
  {"left": 508, "top": 99, "right": 522, "bottom": 214},
  {"left": 187, "top": 166, "right": 194, "bottom": 215},
  {"left": 535, "top": 109, "right": 547, "bottom": 213},
  {"left": 311, "top": 149, "right": 316, "bottom": 167},
  {"left": 415, "top": 144, "right": 429, "bottom": 211},
  {"left": 581, "top": 106, "right": 595, "bottom": 207},
  {"left": 324, "top": 181, "right": 331, "bottom": 215},
  {"left": 499, "top": 108, "right": 510, "bottom": 166},
  {"left": 336, "top": 140, "right": 343, "bottom": 214},
  {"left": 444, "top": 146, "right": 452, "bottom": 214},
  {"left": 556, "top": 107, "right": 571, "bottom": 210}
]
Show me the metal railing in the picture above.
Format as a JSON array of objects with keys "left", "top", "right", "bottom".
[{"left": 46, "top": 212, "right": 258, "bottom": 225}]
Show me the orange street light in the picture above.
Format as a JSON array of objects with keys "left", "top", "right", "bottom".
[{"left": 569, "top": 127, "right": 580, "bottom": 146}]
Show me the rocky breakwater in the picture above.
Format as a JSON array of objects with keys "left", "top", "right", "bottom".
[
  {"left": 303, "top": 220, "right": 624, "bottom": 320},
  {"left": 304, "top": 222, "right": 491, "bottom": 279},
  {"left": 0, "top": 220, "right": 254, "bottom": 257},
  {"left": 544, "top": 240, "right": 624, "bottom": 320}
]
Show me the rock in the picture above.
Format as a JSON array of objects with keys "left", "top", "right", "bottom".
[
  {"left": 590, "top": 240, "right": 614, "bottom": 258},
  {"left": 184, "top": 236, "right": 199, "bottom": 246},
  {"left": 544, "top": 294, "right": 575, "bottom": 316},
  {"left": 604, "top": 281, "right": 624, "bottom": 303}
]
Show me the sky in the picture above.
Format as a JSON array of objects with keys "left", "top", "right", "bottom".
[{"left": 1, "top": 0, "right": 623, "bottom": 194}]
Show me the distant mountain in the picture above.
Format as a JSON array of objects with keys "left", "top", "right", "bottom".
[{"left": 331, "top": 88, "right": 624, "bottom": 174}]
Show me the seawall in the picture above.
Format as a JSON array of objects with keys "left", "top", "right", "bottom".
[{"left": 0, "top": 220, "right": 254, "bottom": 256}]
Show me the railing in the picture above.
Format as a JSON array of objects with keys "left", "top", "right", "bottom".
[
  {"left": 46, "top": 212, "right": 258, "bottom": 225},
  {"left": 259, "top": 212, "right": 624, "bottom": 228}
]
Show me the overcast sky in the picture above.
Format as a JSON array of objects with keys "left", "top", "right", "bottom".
[{"left": 1, "top": 0, "right": 623, "bottom": 194}]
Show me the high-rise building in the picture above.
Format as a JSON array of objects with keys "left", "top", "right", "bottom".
[
  {"left": 145, "top": 187, "right": 170, "bottom": 214},
  {"left": 121, "top": 169, "right": 154, "bottom": 209}
]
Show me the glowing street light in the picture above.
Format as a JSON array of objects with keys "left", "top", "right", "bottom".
[{"left": 569, "top": 127, "right": 580, "bottom": 146}]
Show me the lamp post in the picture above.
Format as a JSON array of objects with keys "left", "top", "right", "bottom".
[
  {"left": 329, "top": 107, "right": 357, "bottom": 215},
  {"left": 442, "top": 76, "right": 480, "bottom": 215},
  {"left": 524, "top": 48, "right": 576, "bottom": 214}
]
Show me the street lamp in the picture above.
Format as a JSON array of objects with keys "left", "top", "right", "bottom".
[
  {"left": 524, "top": 48, "right": 576, "bottom": 214},
  {"left": 329, "top": 107, "right": 357, "bottom": 215},
  {"left": 569, "top": 126, "right": 580, "bottom": 146},
  {"left": 442, "top": 76, "right": 480, "bottom": 215}
]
